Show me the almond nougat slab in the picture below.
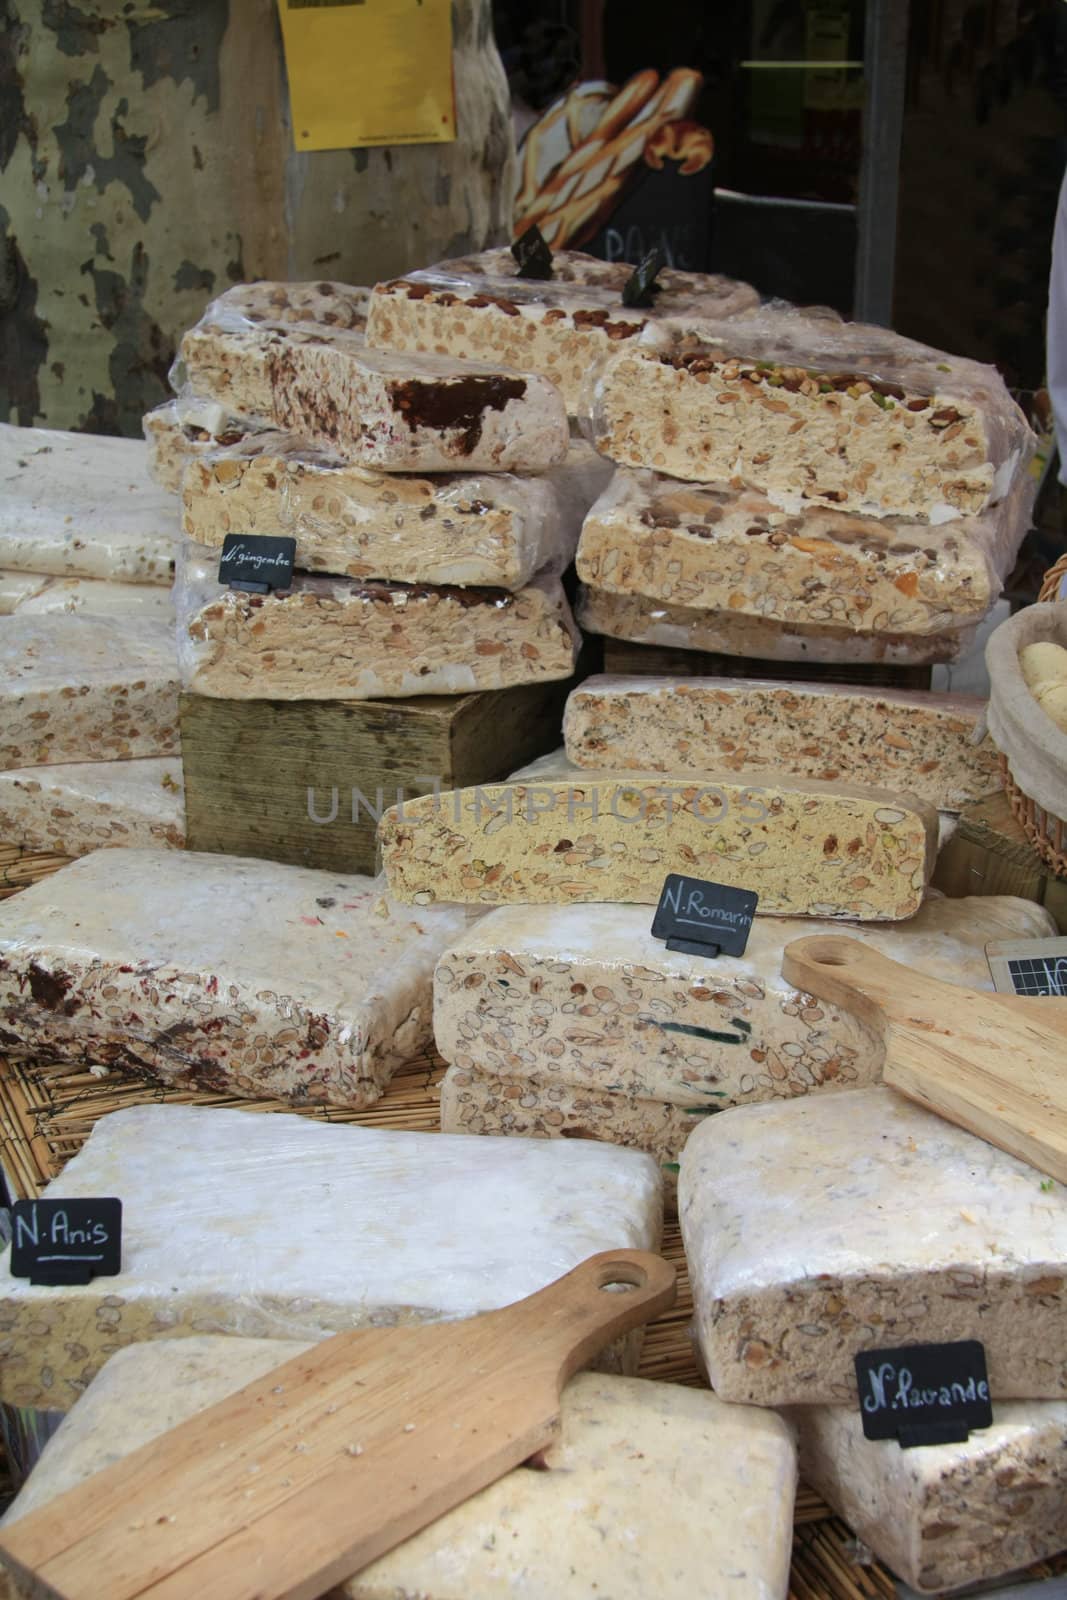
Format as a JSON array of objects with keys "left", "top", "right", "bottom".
[
  {"left": 181, "top": 435, "right": 610, "bottom": 588},
  {"left": 177, "top": 546, "right": 579, "bottom": 699},
  {"left": 0, "top": 425, "right": 176, "bottom": 585},
  {"left": 10, "top": 577, "right": 174, "bottom": 619},
  {"left": 576, "top": 466, "right": 1032, "bottom": 634},
  {"left": 577, "top": 582, "right": 979, "bottom": 665},
  {"left": 379, "top": 759, "right": 938, "bottom": 916},
  {"left": 590, "top": 310, "right": 1033, "bottom": 520},
  {"left": 790, "top": 1397, "right": 1067, "bottom": 1594},
  {"left": 143, "top": 397, "right": 265, "bottom": 493},
  {"left": 366, "top": 246, "right": 759, "bottom": 413},
  {"left": 433, "top": 897, "right": 1055, "bottom": 1107},
  {"left": 564, "top": 674, "right": 1000, "bottom": 809},
  {"left": 0, "top": 760, "right": 184, "bottom": 855},
  {"left": 1, "top": 1343, "right": 794, "bottom": 1600},
  {"left": 0, "top": 1105, "right": 662, "bottom": 1408},
  {"left": 0, "top": 617, "right": 180, "bottom": 771},
  {"left": 0, "top": 849, "right": 471, "bottom": 1107},
  {"left": 679, "top": 1087, "right": 1067, "bottom": 1406},
  {"left": 176, "top": 279, "right": 569, "bottom": 472}
]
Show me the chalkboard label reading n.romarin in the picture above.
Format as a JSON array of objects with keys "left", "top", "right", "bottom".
[
  {"left": 10, "top": 1198, "right": 122, "bottom": 1286},
  {"left": 855, "top": 1341, "right": 992, "bottom": 1448},
  {"left": 652, "top": 874, "right": 758, "bottom": 959}
]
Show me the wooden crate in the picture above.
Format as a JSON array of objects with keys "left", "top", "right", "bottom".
[
  {"left": 601, "top": 638, "right": 933, "bottom": 691},
  {"left": 934, "top": 791, "right": 1067, "bottom": 932},
  {"left": 180, "top": 680, "right": 570, "bottom": 875}
]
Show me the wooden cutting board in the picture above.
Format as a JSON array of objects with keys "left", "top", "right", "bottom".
[
  {"left": 782, "top": 935, "right": 1067, "bottom": 1181},
  {"left": 0, "top": 1249, "right": 675, "bottom": 1600}
]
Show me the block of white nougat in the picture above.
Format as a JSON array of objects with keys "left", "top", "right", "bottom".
[
  {"left": 0, "top": 424, "right": 177, "bottom": 584},
  {"left": 143, "top": 397, "right": 267, "bottom": 493},
  {"left": 790, "top": 1398, "right": 1067, "bottom": 1594},
  {"left": 177, "top": 279, "right": 570, "bottom": 472},
  {"left": 433, "top": 897, "right": 1056, "bottom": 1107},
  {"left": 577, "top": 582, "right": 980, "bottom": 665},
  {"left": 0, "top": 617, "right": 180, "bottom": 771},
  {"left": 564, "top": 674, "right": 1000, "bottom": 809},
  {"left": 379, "top": 750, "right": 938, "bottom": 916},
  {"left": 0, "top": 1342, "right": 795, "bottom": 1600},
  {"left": 181, "top": 434, "right": 612, "bottom": 588},
  {"left": 0, "top": 850, "right": 471, "bottom": 1107},
  {"left": 365, "top": 246, "right": 760, "bottom": 414},
  {"left": 590, "top": 309, "right": 1034, "bottom": 519},
  {"left": 177, "top": 545, "right": 579, "bottom": 699},
  {"left": 680, "top": 1087, "right": 1067, "bottom": 1407},
  {"left": 576, "top": 466, "right": 1032, "bottom": 635},
  {"left": 441, "top": 1064, "right": 697, "bottom": 1174},
  {"left": 0, "top": 760, "right": 184, "bottom": 855},
  {"left": 174, "top": 280, "right": 371, "bottom": 420},
  {"left": 0, "top": 1105, "right": 662, "bottom": 1408},
  {"left": 10, "top": 576, "right": 174, "bottom": 619}
]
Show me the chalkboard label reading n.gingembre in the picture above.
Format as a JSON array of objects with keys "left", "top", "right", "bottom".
[
  {"left": 10, "top": 1198, "right": 123, "bottom": 1286},
  {"left": 652, "top": 874, "right": 758, "bottom": 959},
  {"left": 855, "top": 1341, "right": 992, "bottom": 1448},
  {"left": 218, "top": 534, "right": 296, "bottom": 595}
]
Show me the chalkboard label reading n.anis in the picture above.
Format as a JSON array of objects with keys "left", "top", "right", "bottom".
[
  {"left": 651, "top": 875, "right": 758, "bottom": 959},
  {"left": 10, "top": 1198, "right": 123, "bottom": 1286},
  {"left": 218, "top": 534, "right": 296, "bottom": 595},
  {"left": 855, "top": 1341, "right": 992, "bottom": 1448}
]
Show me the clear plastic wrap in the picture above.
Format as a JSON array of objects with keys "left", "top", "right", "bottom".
[
  {"left": 563, "top": 673, "right": 1000, "bottom": 809},
  {"left": 985, "top": 600, "right": 1067, "bottom": 819},
  {"left": 365, "top": 247, "right": 760, "bottom": 414},
  {"left": 0, "top": 615, "right": 180, "bottom": 772},
  {"left": 433, "top": 897, "right": 1054, "bottom": 1108},
  {"left": 177, "top": 540, "right": 580, "bottom": 700},
  {"left": 143, "top": 398, "right": 268, "bottom": 494},
  {"left": 577, "top": 581, "right": 983, "bottom": 664},
  {"left": 7, "top": 576, "right": 174, "bottom": 619},
  {"left": 0, "top": 425, "right": 177, "bottom": 585},
  {"left": 0, "top": 1103, "right": 663, "bottom": 1410},
  {"left": 181, "top": 435, "right": 611, "bottom": 589},
  {"left": 173, "top": 279, "right": 569, "bottom": 472},
  {"left": 2, "top": 1347, "right": 795, "bottom": 1600},
  {"left": 0, "top": 759, "right": 184, "bottom": 856},
  {"left": 587, "top": 306, "right": 1036, "bottom": 521},
  {"left": 679, "top": 1086, "right": 1067, "bottom": 1407},
  {"left": 576, "top": 464, "right": 1033, "bottom": 635},
  {"left": 0, "top": 850, "right": 475, "bottom": 1106}
]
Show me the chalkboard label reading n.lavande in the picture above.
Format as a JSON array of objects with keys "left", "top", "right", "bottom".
[
  {"left": 10, "top": 1198, "right": 122, "bottom": 1286},
  {"left": 652, "top": 875, "right": 758, "bottom": 959},
  {"left": 218, "top": 534, "right": 296, "bottom": 595},
  {"left": 855, "top": 1341, "right": 992, "bottom": 1448}
]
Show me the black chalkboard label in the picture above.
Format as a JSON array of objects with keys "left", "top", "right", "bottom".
[
  {"left": 10, "top": 1198, "right": 122, "bottom": 1286},
  {"left": 218, "top": 534, "right": 296, "bottom": 594},
  {"left": 622, "top": 247, "right": 665, "bottom": 307},
  {"left": 651, "top": 875, "right": 758, "bottom": 959},
  {"left": 511, "top": 224, "right": 553, "bottom": 280},
  {"left": 986, "top": 937, "right": 1067, "bottom": 998},
  {"left": 855, "top": 1342, "right": 992, "bottom": 1448}
]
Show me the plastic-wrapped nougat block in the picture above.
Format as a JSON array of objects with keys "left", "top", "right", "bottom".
[
  {"left": 1, "top": 1339, "right": 795, "bottom": 1600},
  {"left": 0, "top": 850, "right": 471, "bottom": 1107},
  {"left": 0, "top": 1105, "right": 663, "bottom": 1408},
  {"left": 680, "top": 1087, "right": 1067, "bottom": 1406},
  {"left": 0, "top": 760, "right": 184, "bottom": 855}
]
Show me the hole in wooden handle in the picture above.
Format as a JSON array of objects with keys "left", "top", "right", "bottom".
[{"left": 592, "top": 1258, "right": 647, "bottom": 1292}]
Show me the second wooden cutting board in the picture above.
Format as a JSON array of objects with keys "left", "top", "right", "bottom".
[
  {"left": 0, "top": 1249, "right": 676, "bottom": 1600},
  {"left": 782, "top": 934, "right": 1067, "bottom": 1181}
]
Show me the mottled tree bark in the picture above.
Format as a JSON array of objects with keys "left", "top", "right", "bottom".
[{"left": 0, "top": 0, "right": 514, "bottom": 433}]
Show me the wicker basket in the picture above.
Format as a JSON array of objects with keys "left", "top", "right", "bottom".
[
  {"left": 1040, "top": 551, "right": 1067, "bottom": 604},
  {"left": 986, "top": 593, "right": 1067, "bottom": 881}
]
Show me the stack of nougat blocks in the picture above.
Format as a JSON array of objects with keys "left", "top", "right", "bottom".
[
  {"left": 147, "top": 274, "right": 625, "bottom": 703},
  {"left": 0, "top": 426, "right": 184, "bottom": 858},
  {"left": 573, "top": 305, "right": 1036, "bottom": 669}
]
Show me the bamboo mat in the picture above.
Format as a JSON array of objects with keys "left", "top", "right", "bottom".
[
  {"left": 0, "top": 845, "right": 71, "bottom": 902},
  {"left": 3, "top": 1052, "right": 1067, "bottom": 1595}
]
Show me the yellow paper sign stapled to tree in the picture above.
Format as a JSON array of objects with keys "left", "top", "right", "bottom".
[{"left": 277, "top": 0, "right": 456, "bottom": 153}]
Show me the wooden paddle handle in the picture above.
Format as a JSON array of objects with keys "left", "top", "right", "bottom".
[
  {"left": 491, "top": 1248, "right": 677, "bottom": 1390},
  {"left": 781, "top": 935, "right": 912, "bottom": 1028}
]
